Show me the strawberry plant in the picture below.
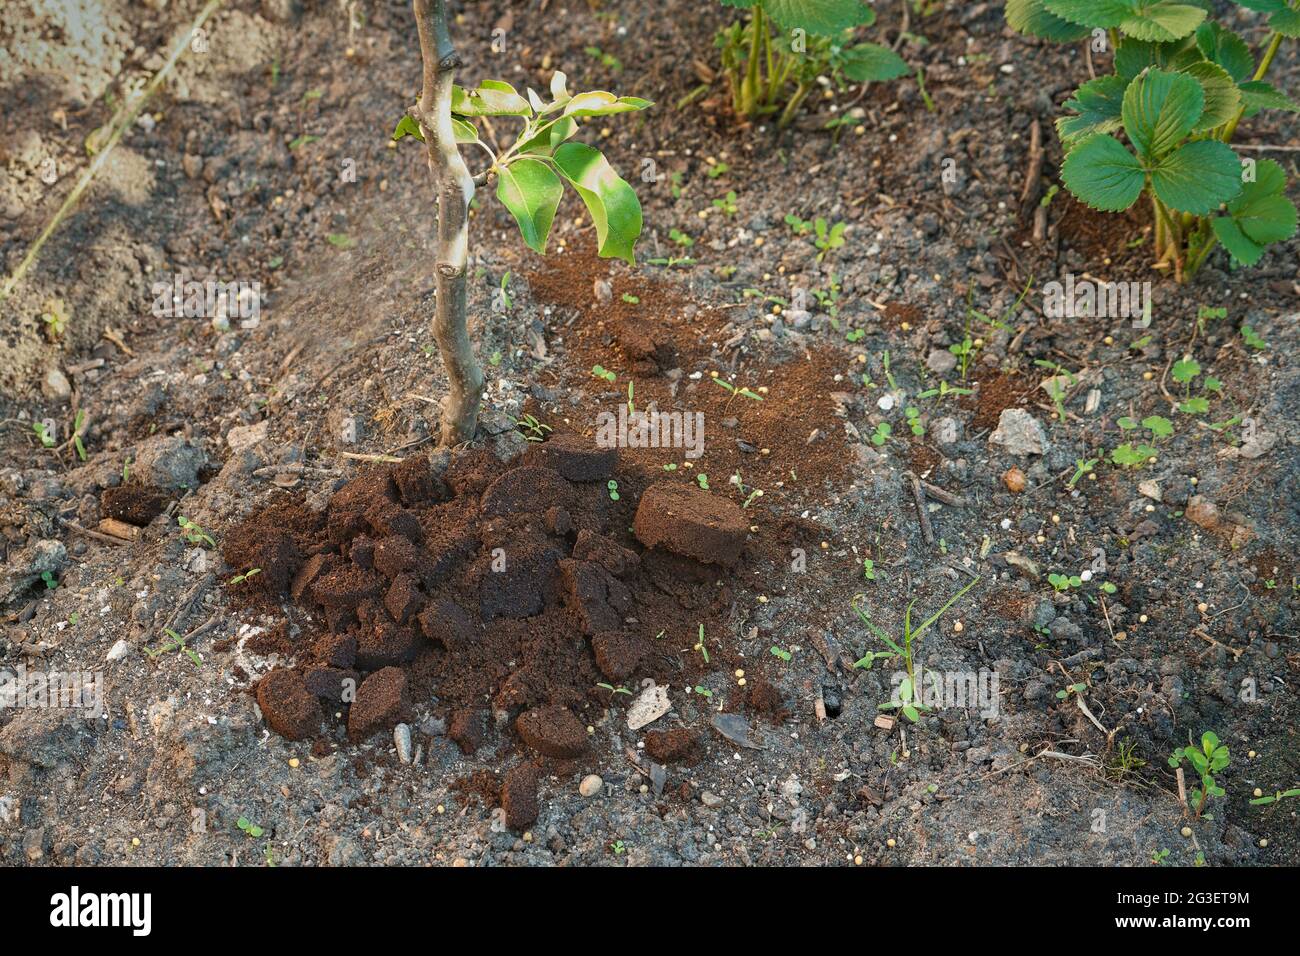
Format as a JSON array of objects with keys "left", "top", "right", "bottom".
[
  {"left": 1006, "top": 1, "right": 1299, "bottom": 280},
  {"left": 715, "top": 0, "right": 910, "bottom": 128},
  {"left": 394, "top": 0, "right": 651, "bottom": 444}
]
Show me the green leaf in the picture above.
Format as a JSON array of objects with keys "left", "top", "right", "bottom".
[
  {"left": 562, "top": 91, "right": 654, "bottom": 118},
  {"left": 1057, "top": 76, "right": 1128, "bottom": 145},
  {"left": 902, "top": 704, "right": 920, "bottom": 723},
  {"left": 552, "top": 142, "right": 643, "bottom": 264},
  {"left": 1270, "top": 7, "right": 1300, "bottom": 38},
  {"left": 1119, "top": 2, "right": 1207, "bottom": 42},
  {"left": 1122, "top": 68, "right": 1204, "bottom": 159},
  {"left": 1194, "top": 22, "right": 1254, "bottom": 82},
  {"left": 1211, "top": 216, "right": 1265, "bottom": 265},
  {"left": 1115, "top": 39, "right": 1191, "bottom": 81},
  {"left": 451, "top": 117, "right": 478, "bottom": 144},
  {"left": 517, "top": 116, "right": 578, "bottom": 157},
  {"left": 1179, "top": 396, "right": 1210, "bottom": 414},
  {"left": 452, "top": 81, "right": 532, "bottom": 117},
  {"left": 1044, "top": 0, "right": 1132, "bottom": 29},
  {"left": 1182, "top": 61, "right": 1242, "bottom": 132},
  {"left": 496, "top": 158, "right": 563, "bottom": 254},
  {"left": 730, "top": 0, "right": 877, "bottom": 34},
  {"left": 1171, "top": 357, "right": 1201, "bottom": 381},
  {"left": 839, "top": 43, "right": 911, "bottom": 83},
  {"left": 1061, "top": 135, "right": 1146, "bottom": 211},
  {"left": 1150, "top": 140, "right": 1242, "bottom": 214},
  {"left": 1239, "top": 80, "right": 1300, "bottom": 117},
  {"left": 391, "top": 114, "right": 424, "bottom": 143},
  {"left": 1219, "top": 158, "right": 1298, "bottom": 247},
  {"left": 1142, "top": 415, "right": 1174, "bottom": 437},
  {"left": 1005, "top": 0, "right": 1091, "bottom": 41}
]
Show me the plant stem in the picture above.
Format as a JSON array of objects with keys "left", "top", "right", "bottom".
[
  {"left": 414, "top": 0, "right": 484, "bottom": 445},
  {"left": 1220, "top": 31, "right": 1284, "bottom": 144},
  {"left": 742, "top": 6, "right": 765, "bottom": 117},
  {"left": 778, "top": 81, "right": 813, "bottom": 129}
]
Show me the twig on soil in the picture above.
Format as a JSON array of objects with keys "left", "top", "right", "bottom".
[
  {"left": 157, "top": 572, "right": 214, "bottom": 643},
  {"left": 920, "top": 480, "right": 966, "bottom": 508},
  {"left": 339, "top": 451, "right": 405, "bottom": 464},
  {"left": 0, "top": 0, "right": 225, "bottom": 301},
  {"left": 1194, "top": 627, "right": 1243, "bottom": 661},
  {"left": 1018, "top": 119, "right": 1044, "bottom": 221},
  {"left": 907, "top": 473, "right": 933, "bottom": 546},
  {"left": 62, "top": 520, "right": 129, "bottom": 547}
]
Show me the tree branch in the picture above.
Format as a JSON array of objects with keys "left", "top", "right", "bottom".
[{"left": 413, "top": 0, "right": 484, "bottom": 445}]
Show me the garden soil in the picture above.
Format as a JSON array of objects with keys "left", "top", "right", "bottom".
[{"left": 0, "top": 0, "right": 1297, "bottom": 866}]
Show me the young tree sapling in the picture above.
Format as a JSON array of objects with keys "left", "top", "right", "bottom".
[{"left": 398, "top": 0, "right": 651, "bottom": 444}]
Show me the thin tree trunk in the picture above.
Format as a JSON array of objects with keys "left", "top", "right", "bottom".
[{"left": 413, "top": 0, "right": 484, "bottom": 445}]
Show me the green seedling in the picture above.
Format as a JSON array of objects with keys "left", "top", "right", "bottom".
[
  {"left": 1067, "top": 457, "right": 1098, "bottom": 487},
  {"left": 1111, "top": 442, "right": 1156, "bottom": 470},
  {"left": 1033, "top": 359, "right": 1076, "bottom": 421},
  {"left": 145, "top": 628, "right": 202, "bottom": 667},
  {"left": 948, "top": 336, "right": 975, "bottom": 380},
  {"left": 711, "top": 190, "right": 739, "bottom": 216},
  {"left": 862, "top": 558, "right": 877, "bottom": 582},
  {"left": 742, "top": 488, "right": 763, "bottom": 509},
  {"left": 1241, "top": 324, "right": 1268, "bottom": 350},
  {"left": 916, "top": 380, "right": 972, "bottom": 401},
  {"left": 229, "top": 568, "right": 262, "bottom": 586},
  {"left": 33, "top": 421, "right": 56, "bottom": 448},
  {"left": 691, "top": 685, "right": 713, "bottom": 698},
  {"left": 1048, "top": 573, "right": 1083, "bottom": 592},
  {"left": 584, "top": 45, "right": 623, "bottom": 72},
  {"left": 850, "top": 577, "right": 980, "bottom": 722},
  {"left": 42, "top": 298, "right": 68, "bottom": 340},
  {"left": 176, "top": 515, "right": 216, "bottom": 547},
  {"left": 1151, "top": 847, "right": 1170, "bottom": 866},
  {"left": 1168, "top": 730, "right": 1230, "bottom": 818},
  {"left": 710, "top": 375, "right": 763, "bottom": 406},
  {"left": 621, "top": 293, "right": 640, "bottom": 305},
  {"left": 596, "top": 683, "right": 633, "bottom": 696},
  {"left": 516, "top": 413, "right": 552, "bottom": 442},
  {"left": 178, "top": 515, "right": 215, "bottom": 548},
  {"left": 812, "top": 218, "right": 847, "bottom": 260},
  {"left": 696, "top": 473, "right": 709, "bottom": 490},
  {"left": 1107, "top": 739, "right": 1147, "bottom": 780},
  {"left": 236, "top": 817, "right": 265, "bottom": 839},
  {"left": 714, "top": 1, "right": 908, "bottom": 128},
  {"left": 607, "top": 479, "right": 620, "bottom": 502},
  {"left": 705, "top": 161, "right": 729, "bottom": 179},
  {"left": 770, "top": 645, "right": 792, "bottom": 662},
  {"left": 904, "top": 406, "right": 924, "bottom": 436},
  {"left": 870, "top": 422, "right": 892, "bottom": 446},
  {"left": 694, "top": 623, "right": 710, "bottom": 664},
  {"left": 1056, "top": 681, "right": 1087, "bottom": 700},
  {"left": 1250, "top": 787, "right": 1300, "bottom": 806},
  {"left": 591, "top": 364, "right": 617, "bottom": 383},
  {"left": 668, "top": 228, "right": 694, "bottom": 247},
  {"left": 41, "top": 570, "right": 59, "bottom": 591},
  {"left": 1007, "top": 3, "right": 1299, "bottom": 280}
]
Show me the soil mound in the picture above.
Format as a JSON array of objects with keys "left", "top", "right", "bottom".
[{"left": 225, "top": 436, "right": 745, "bottom": 824}]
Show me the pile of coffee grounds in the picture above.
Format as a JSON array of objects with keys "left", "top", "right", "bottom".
[{"left": 223, "top": 434, "right": 754, "bottom": 827}]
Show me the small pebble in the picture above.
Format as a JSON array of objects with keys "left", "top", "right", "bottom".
[
  {"left": 1002, "top": 467, "right": 1026, "bottom": 493},
  {"left": 579, "top": 774, "right": 603, "bottom": 798},
  {"left": 1181, "top": 826, "right": 1193, "bottom": 838}
]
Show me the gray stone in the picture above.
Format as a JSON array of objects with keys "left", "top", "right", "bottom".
[
  {"left": 0, "top": 538, "right": 66, "bottom": 603},
  {"left": 988, "top": 408, "right": 1048, "bottom": 456},
  {"left": 925, "top": 349, "right": 957, "bottom": 375},
  {"left": 133, "top": 434, "right": 207, "bottom": 490}
]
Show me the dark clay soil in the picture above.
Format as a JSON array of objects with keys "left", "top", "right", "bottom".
[{"left": 228, "top": 435, "right": 764, "bottom": 823}]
